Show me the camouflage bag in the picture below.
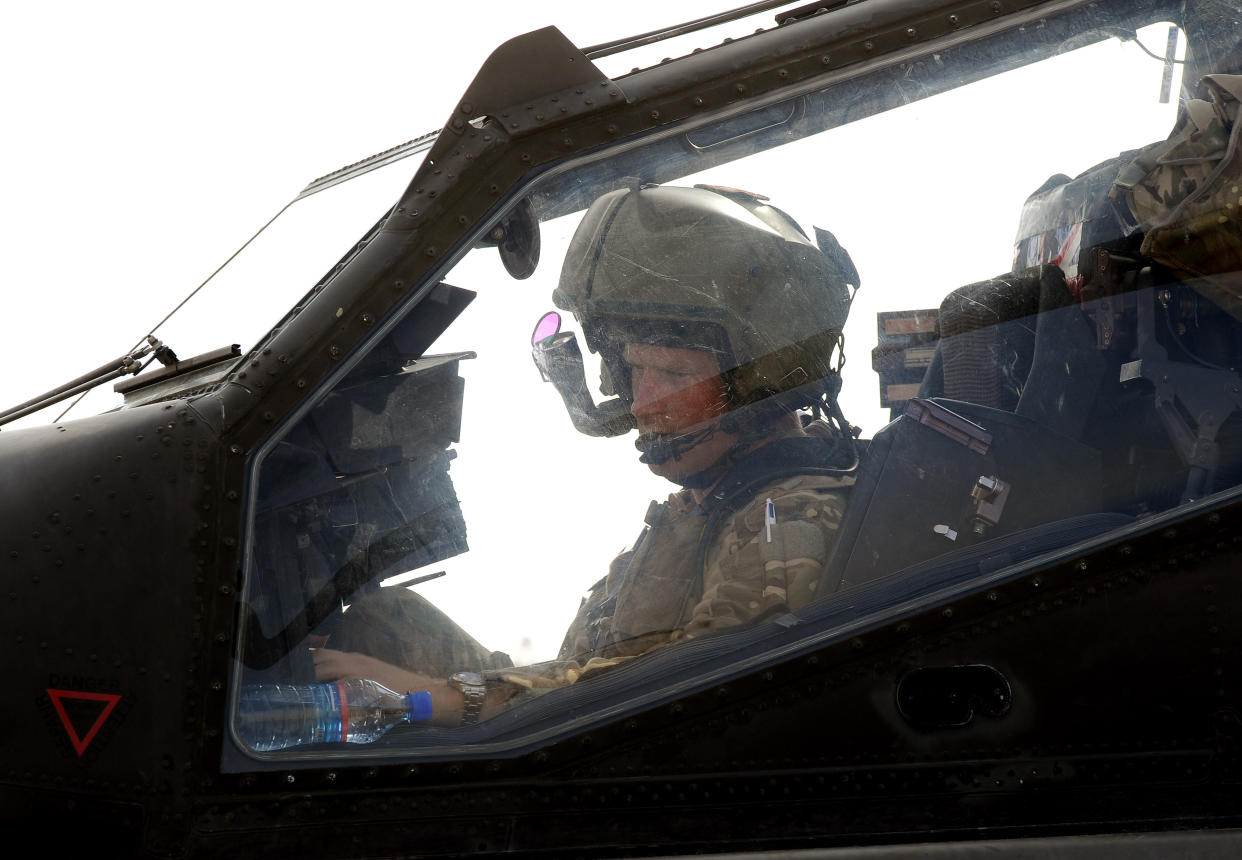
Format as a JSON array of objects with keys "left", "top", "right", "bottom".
[{"left": 1114, "top": 75, "right": 1242, "bottom": 310}]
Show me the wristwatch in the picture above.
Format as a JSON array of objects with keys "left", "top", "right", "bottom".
[{"left": 448, "top": 671, "right": 487, "bottom": 726}]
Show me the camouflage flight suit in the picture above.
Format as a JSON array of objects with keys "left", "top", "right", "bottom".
[
  {"left": 334, "top": 423, "right": 853, "bottom": 700},
  {"left": 494, "top": 465, "right": 853, "bottom": 693}
]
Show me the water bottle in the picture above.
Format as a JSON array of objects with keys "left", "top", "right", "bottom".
[{"left": 237, "top": 679, "right": 433, "bottom": 751}]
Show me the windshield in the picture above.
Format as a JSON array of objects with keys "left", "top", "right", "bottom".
[{"left": 227, "top": 3, "right": 1241, "bottom": 764}]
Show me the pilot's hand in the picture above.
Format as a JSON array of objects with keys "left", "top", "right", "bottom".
[{"left": 312, "top": 647, "right": 427, "bottom": 695}]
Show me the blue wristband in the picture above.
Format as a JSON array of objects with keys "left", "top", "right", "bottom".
[{"left": 406, "top": 690, "right": 433, "bottom": 723}]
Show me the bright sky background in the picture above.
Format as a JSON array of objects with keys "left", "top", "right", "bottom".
[{"left": 0, "top": 0, "right": 737, "bottom": 427}]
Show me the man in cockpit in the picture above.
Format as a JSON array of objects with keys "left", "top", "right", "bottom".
[{"left": 312, "top": 183, "right": 860, "bottom": 725}]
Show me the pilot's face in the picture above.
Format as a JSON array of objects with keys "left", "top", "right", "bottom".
[{"left": 623, "top": 343, "right": 736, "bottom": 481}]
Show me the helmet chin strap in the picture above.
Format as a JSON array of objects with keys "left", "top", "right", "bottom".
[
  {"left": 634, "top": 413, "right": 762, "bottom": 489},
  {"left": 635, "top": 424, "right": 718, "bottom": 465}
]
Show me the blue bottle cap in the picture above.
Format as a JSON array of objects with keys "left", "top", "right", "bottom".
[{"left": 406, "top": 690, "right": 433, "bottom": 723}]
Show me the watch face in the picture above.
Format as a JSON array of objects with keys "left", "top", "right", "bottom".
[{"left": 452, "top": 671, "right": 484, "bottom": 687}]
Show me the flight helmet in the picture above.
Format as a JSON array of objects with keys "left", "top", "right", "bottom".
[{"left": 548, "top": 183, "right": 857, "bottom": 462}]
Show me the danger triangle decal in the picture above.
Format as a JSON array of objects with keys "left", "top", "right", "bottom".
[{"left": 46, "top": 689, "right": 122, "bottom": 756}]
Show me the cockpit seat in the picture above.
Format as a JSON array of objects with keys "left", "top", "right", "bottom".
[
  {"left": 919, "top": 273, "right": 1039, "bottom": 413},
  {"left": 821, "top": 396, "right": 1103, "bottom": 593},
  {"left": 918, "top": 264, "right": 1107, "bottom": 444},
  {"left": 811, "top": 510, "right": 1133, "bottom": 623}
]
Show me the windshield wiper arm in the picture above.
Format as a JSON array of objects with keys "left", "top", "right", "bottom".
[{"left": 0, "top": 336, "right": 175, "bottom": 427}]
